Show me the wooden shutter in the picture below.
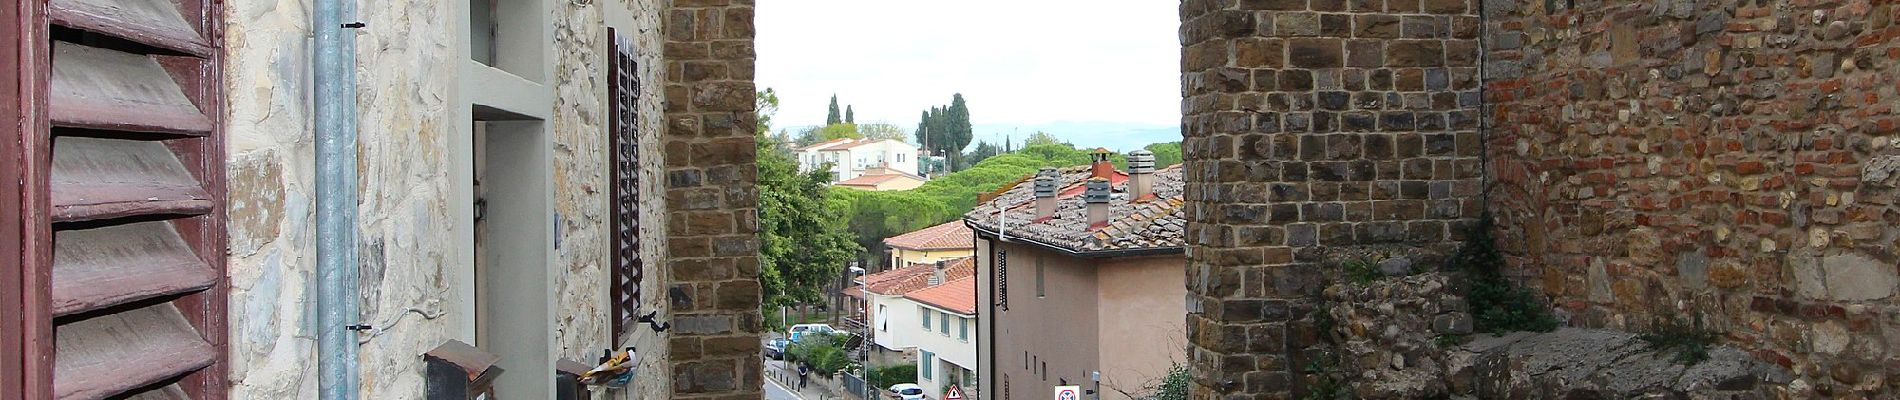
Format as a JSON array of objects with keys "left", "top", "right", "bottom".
[
  {"left": 995, "top": 249, "right": 1006, "bottom": 310},
  {"left": 606, "top": 28, "right": 642, "bottom": 343},
  {"left": 6, "top": 0, "right": 229, "bottom": 397}
]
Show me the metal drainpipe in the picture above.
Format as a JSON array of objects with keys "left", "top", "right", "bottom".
[{"left": 315, "top": 0, "right": 361, "bottom": 396}]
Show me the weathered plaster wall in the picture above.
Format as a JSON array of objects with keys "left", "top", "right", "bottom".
[
  {"left": 224, "top": 0, "right": 462, "bottom": 395},
  {"left": 1484, "top": 0, "right": 1900, "bottom": 396},
  {"left": 222, "top": 0, "right": 667, "bottom": 397}
]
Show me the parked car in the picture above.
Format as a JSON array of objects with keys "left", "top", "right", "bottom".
[
  {"left": 763, "top": 338, "right": 789, "bottom": 360},
  {"left": 887, "top": 383, "right": 926, "bottom": 400},
  {"left": 788, "top": 323, "right": 835, "bottom": 342}
]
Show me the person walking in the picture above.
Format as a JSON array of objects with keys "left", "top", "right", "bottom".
[{"left": 797, "top": 362, "right": 810, "bottom": 390}]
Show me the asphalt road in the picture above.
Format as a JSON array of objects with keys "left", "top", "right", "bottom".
[{"left": 765, "top": 376, "right": 802, "bottom": 400}]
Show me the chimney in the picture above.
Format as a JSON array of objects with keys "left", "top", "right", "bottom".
[
  {"left": 1085, "top": 177, "right": 1112, "bottom": 228},
  {"left": 1033, "top": 167, "right": 1058, "bottom": 220},
  {"left": 930, "top": 260, "right": 946, "bottom": 286},
  {"left": 1127, "top": 149, "right": 1156, "bottom": 201},
  {"left": 1089, "top": 148, "right": 1114, "bottom": 180}
]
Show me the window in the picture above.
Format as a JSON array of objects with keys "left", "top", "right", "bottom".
[
  {"left": 607, "top": 28, "right": 644, "bottom": 343},
  {"left": 1035, "top": 255, "right": 1045, "bottom": 298},
  {"left": 996, "top": 249, "right": 1007, "bottom": 309},
  {"left": 939, "top": 311, "right": 949, "bottom": 334},
  {"left": 877, "top": 304, "right": 888, "bottom": 331},
  {"left": 921, "top": 351, "right": 935, "bottom": 380},
  {"left": 921, "top": 306, "right": 931, "bottom": 328},
  {"left": 959, "top": 318, "right": 969, "bottom": 341}
]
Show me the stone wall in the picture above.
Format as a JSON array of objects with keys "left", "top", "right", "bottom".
[
  {"left": 1483, "top": 0, "right": 1900, "bottom": 396},
  {"left": 1179, "top": 0, "right": 1486, "bottom": 397},
  {"left": 660, "top": 0, "right": 763, "bottom": 398},
  {"left": 221, "top": 0, "right": 671, "bottom": 397}
]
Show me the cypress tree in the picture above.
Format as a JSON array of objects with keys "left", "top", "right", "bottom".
[
  {"left": 826, "top": 95, "right": 842, "bottom": 126},
  {"left": 845, "top": 105, "right": 855, "bottom": 124}
]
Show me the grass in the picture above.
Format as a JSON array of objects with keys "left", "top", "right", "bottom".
[
  {"left": 1341, "top": 258, "right": 1383, "bottom": 285},
  {"left": 1639, "top": 317, "right": 1719, "bottom": 365}
]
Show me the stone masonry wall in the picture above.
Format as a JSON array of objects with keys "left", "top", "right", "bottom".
[
  {"left": 661, "top": 0, "right": 763, "bottom": 398},
  {"left": 1484, "top": 0, "right": 1900, "bottom": 396},
  {"left": 1179, "top": 0, "right": 1486, "bottom": 397}
]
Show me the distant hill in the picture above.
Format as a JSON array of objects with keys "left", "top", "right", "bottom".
[{"left": 971, "top": 121, "right": 1180, "bottom": 152}]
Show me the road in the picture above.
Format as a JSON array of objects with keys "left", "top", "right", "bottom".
[{"left": 765, "top": 375, "right": 802, "bottom": 400}]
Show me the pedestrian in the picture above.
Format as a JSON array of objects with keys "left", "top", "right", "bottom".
[{"left": 797, "top": 362, "right": 810, "bottom": 389}]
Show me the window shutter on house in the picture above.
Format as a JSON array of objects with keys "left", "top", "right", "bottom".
[
  {"left": 995, "top": 249, "right": 1006, "bottom": 310},
  {"left": 607, "top": 28, "right": 643, "bottom": 343},
  {"left": 10, "top": 0, "right": 231, "bottom": 397}
]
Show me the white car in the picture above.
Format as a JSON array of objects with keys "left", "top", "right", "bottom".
[
  {"left": 788, "top": 323, "right": 835, "bottom": 342},
  {"left": 887, "top": 383, "right": 926, "bottom": 400}
]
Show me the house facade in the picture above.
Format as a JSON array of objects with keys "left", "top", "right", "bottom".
[
  {"left": 0, "top": 0, "right": 759, "bottom": 399},
  {"left": 834, "top": 172, "right": 928, "bottom": 191},
  {"left": 883, "top": 220, "right": 976, "bottom": 271},
  {"left": 796, "top": 138, "right": 920, "bottom": 183},
  {"left": 843, "top": 258, "right": 973, "bottom": 357},
  {"left": 968, "top": 151, "right": 1188, "bottom": 400},
  {"left": 905, "top": 276, "right": 977, "bottom": 400}
]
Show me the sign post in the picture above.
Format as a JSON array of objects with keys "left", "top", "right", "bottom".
[{"left": 1054, "top": 385, "right": 1082, "bottom": 400}]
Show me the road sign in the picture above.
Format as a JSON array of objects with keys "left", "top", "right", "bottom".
[
  {"left": 1054, "top": 385, "right": 1082, "bottom": 400},
  {"left": 945, "top": 384, "right": 964, "bottom": 400}
]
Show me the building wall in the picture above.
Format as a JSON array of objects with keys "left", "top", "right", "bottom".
[
  {"left": 658, "top": 0, "right": 764, "bottom": 398},
  {"left": 1483, "top": 0, "right": 1900, "bottom": 395},
  {"left": 991, "top": 242, "right": 1102, "bottom": 400},
  {"left": 975, "top": 238, "right": 996, "bottom": 400},
  {"left": 222, "top": 0, "right": 670, "bottom": 397},
  {"left": 909, "top": 302, "right": 974, "bottom": 399},
  {"left": 1095, "top": 256, "right": 1187, "bottom": 399},
  {"left": 870, "top": 293, "right": 921, "bottom": 351},
  {"left": 891, "top": 247, "right": 975, "bottom": 271},
  {"left": 1179, "top": 0, "right": 1486, "bottom": 397}
]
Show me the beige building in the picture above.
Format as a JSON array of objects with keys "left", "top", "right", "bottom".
[
  {"left": 967, "top": 151, "right": 1187, "bottom": 400},
  {"left": 834, "top": 171, "right": 928, "bottom": 191},
  {"left": 883, "top": 220, "right": 976, "bottom": 271}
]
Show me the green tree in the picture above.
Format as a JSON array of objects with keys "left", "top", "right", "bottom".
[
  {"left": 1144, "top": 142, "right": 1183, "bottom": 167},
  {"left": 845, "top": 105, "right": 855, "bottom": 124},
  {"left": 1024, "top": 131, "right": 1066, "bottom": 147},
  {"left": 818, "top": 123, "right": 863, "bottom": 141},
  {"left": 757, "top": 132, "right": 862, "bottom": 310},
  {"left": 827, "top": 94, "right": 843, "bottom": 126},
  {"left": 943, "top": 94, "right": 974, "bottom": 169},
  {"left": 859, "top": 123, "right": 908, "bottom": 142},
  {"left": 966, "top": 141, "right": 1002, "bottom": 166},
  {"left": 757, "top": 88, "right": 780, "bottom": 134}
]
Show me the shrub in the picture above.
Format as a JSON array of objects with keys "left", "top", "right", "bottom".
[
  {"left": 1453, "top": 216, "right": 1559, "bottom": 333},
  {"left": 866, "top": 364, "right": 918, "bottom": 390}
]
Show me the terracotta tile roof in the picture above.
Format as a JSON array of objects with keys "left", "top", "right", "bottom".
[
  {"left": 905, "top": 276, "right": 976, "bottom": 315},
  {"left": 881, "top": 220, "right": 976, "bottom": 251},
  {"left": 963, "top": 165, "right": 1186, "bottom": 255},
  {"left": 848, "top": 257, "right": 977, "bottom": 297},
  {"left": 832, "top": 138, "right": 907, "bottom": 150},
  {"left": 798, "top": 138, "right": 855, "bottom": 151},
  {"left": 836, "top": 173, "right": 926, "bottom": 188}
]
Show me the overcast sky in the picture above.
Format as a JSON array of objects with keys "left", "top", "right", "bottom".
[{"left": 757, "top": 0, "right": 1182, "bottom": 140}]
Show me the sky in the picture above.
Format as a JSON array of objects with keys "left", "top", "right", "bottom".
[{"left": 757, "top": 0, "right": 1183, "bottom": 151}]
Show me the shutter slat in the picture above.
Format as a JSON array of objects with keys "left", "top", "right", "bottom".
[
  {"left": 53, "top": 303, "right": 215, "bottom": 400},
  {"left": 50, "top": 136, "right": 213, "bottom": 222},
  {"left": 48, "top": 0, "right": 210, "bottom": 57},
  {"left": 49, "top": 42, "right": 213, "bottom": 136},
  {"left": 124, "top": 385, "right": 193, "bottom": 400},
  {"left": 52, "top": 221, "right": 217, "bottom": 317}
]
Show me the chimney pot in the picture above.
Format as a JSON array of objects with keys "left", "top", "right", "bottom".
[
  {"left": 1128, "top": 150, "right": 1156, "bottom": 201},
  {"left": 1085, "top": 177, "right": 1112, "bottom": 227},
  {"left": 1033, "top": 168, "right": 1059, "bottom": 219},
  {"left": 930, "top": 260, "right": 946, "bottom": 286},
  {"left": 1089, "top": 148, "right": 1114, "bottom": 179}
]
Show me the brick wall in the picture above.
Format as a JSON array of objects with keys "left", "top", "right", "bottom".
[
  {"left": 662, "top": 0, "right": 763, "bottom": 398},
  {"left": 1179, "top": 0, "right": 1485, "bottom": 397},
  {"left": 1484, "top": 0, "right": 1900, "bottom": 396}
]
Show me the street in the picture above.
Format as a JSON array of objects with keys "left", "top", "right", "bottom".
[{"left": 765, "top": 375, "right": 802, "bottom": 400}]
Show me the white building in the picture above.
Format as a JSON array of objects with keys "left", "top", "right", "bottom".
[
  {"left": 796, "top": 138, "right": 921, "bottom": 182},
  {"left": 905, "top": 276, "right": 978, "bottom": 399}
]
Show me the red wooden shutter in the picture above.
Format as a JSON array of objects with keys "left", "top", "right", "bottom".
[
  {"left": 7, "top": 0, "right": 229, "bottom": 397},
  {"left": 607, "top": 28, "right": 643, "bottom": 343}
]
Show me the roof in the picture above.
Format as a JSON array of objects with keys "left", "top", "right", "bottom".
[
  {"left": 962, "top": 165, "right": 1187, "bottom": 256},
  {"left": 882, "top": 220, "right": 976, "bottom": 251},
  {"left": 836, "top": 173, "right": 927, "bottom": 188},
  {"left": 905, "top": 276, "right": 976, "bottom": 315},
  {"left": 798, "top": 138, "right": 855, "bottom": 152},
  {"left": 845, "top": 257, "right": 977, "bottom": 298}
]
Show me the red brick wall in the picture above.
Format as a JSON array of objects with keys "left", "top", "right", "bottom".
[{"left": 1484, "top": 1, "right": 1900, "bottom": 395}]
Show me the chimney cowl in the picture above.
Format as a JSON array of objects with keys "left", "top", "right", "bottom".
[
  {"left": 1089, "top": 148, "right": 1114, "bottom": 179},
  {"left": 1128, "top": 150, "right": 1156, "bottom": 174},
  {"left": 1033, "top": 168, "right": 1059, "bottom": 198},
  {"left": 1083, "top": 178, "right": 1112, "bottom": 204}
]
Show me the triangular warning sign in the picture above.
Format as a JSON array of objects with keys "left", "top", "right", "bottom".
[{"left": 945, "top": 384, "right": 964, "bottom": 400}]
